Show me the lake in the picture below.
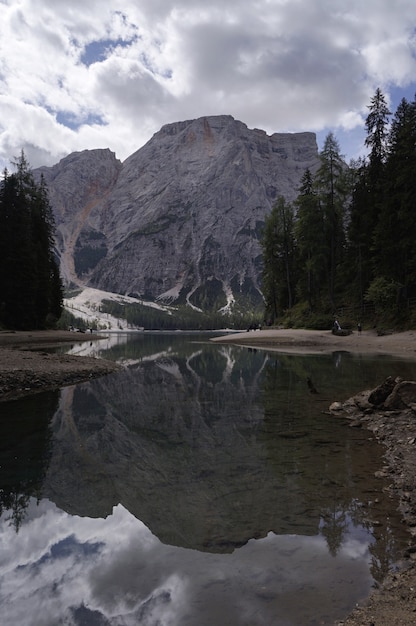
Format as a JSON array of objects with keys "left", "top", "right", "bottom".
[{"left": 1, "top": 331, "right": 415, "bottom": 625}]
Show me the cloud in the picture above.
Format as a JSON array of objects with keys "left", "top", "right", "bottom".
[
  {"left": 0, "top": 499, "right": 376, "bottom": 626},
  {"left": 1, "top": 0, "right": 416, "bottom": 168}
]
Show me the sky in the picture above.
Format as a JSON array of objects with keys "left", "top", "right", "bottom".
[
  {"left": 0, "top": 498, "right": 373, "bottom": 625},
  {"left": 1, "top": 0, "right": 416, "bottom": 170}
]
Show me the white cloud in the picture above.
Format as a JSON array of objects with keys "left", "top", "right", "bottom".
[
  {"left": 0, "top": 499, "right": 375, "bottom": 625},
  {"left": 1, "top": 0, "right": 416, "bottom": 168}
]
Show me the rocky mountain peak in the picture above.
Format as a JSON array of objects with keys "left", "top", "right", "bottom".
[{"left": 35, "top": 117, "right": 319, "bottom": 311}]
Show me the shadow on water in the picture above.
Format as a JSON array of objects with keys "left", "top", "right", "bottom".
[{"left": 1, "top": 333, "right": 416, "bottom": 625}]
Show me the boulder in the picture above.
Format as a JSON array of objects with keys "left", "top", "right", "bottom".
[
  {"left": 368, "top": 376, "right": 397, "bottom": 406},
  {"left": 383, "top": 381, "right": 416, "bottom": 411}
]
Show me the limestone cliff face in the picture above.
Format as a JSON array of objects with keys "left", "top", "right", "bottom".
[
  {"left": 35, "top": 148, "right": 122, "bottom": 286},
  {"left": 35, "top": 116, "right": 319, "bottom": 309}
]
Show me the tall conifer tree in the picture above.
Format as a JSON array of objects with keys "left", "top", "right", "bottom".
[
  {"left": 314, "top": 133, "right": 347, "bottom": 308},
  {"left": 348, "top": 89, "right": 390, "bottom": 305},
  {"left": 0, "top": 153, "right": 63, "bottom": 329},
  {"left": 261, "top": 197, "right": 297, "bottom": 320},
  {"left": 373, "top": 97, "right": 416, "bottom": 294},
  {"left": 294, "top": 169, "right": 326, "bottom": 309}
]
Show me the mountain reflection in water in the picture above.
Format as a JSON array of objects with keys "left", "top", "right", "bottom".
[{"left": 1, "top": 332, "right": 415, "bottom": 626}]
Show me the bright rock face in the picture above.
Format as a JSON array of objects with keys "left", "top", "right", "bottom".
[{"left": 35, "top": 115, "right": 319, "bottom": 310}]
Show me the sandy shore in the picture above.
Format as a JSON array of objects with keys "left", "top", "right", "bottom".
[
  {"left": 212, "top": 327, "right": 416, "bottom": 358},
  {"left": 0, "top": 329, "right": 106, "bottom": 348},
  {"left": 0, "top": 330, "right": 120, "bottom": 401}
]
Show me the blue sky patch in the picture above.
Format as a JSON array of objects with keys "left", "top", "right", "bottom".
[
  {"left": 81, "top": 38, "right": 137, "bottom": 67},
  {"left": 56, "top": 111, "right": 106, "bottom": 130}
]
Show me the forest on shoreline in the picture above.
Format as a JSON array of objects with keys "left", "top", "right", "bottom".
[{"left": 262, "top": 89, "right": 416, "bottom": 331}]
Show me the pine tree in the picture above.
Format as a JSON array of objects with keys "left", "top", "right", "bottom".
[
  {"left": 294, "top": 169, "right": 326, "bottom": 309},
  {"left": 365, "top": 88, "right": 391, "bottom": 167},
  {"left": 261, "top": 197, "right": 297, "bottom": 321},
  {"left": 314, "top": 133, "right": 348, "bottom": 308},
  {"left": 373, "top": 97, "right": 416, "bottom": 297},
  {"left": 0, "top": 153, "right": 63, "bottom": 329},
  {"left": 0, "top": 164, "right": 36, "bottom": 328},
  {"left": 347, "top": 89, "right": 391, "bottom": 307},
  {"left": 344, "top": 159, "right": 370, "bottom": 306}
]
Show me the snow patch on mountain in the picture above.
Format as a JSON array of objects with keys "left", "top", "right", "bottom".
[{"left": 64, "top": 287, "right": 171, "bottom": 330}]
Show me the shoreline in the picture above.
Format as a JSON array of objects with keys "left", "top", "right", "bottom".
[
  {"left": 0, "top": 330, "right": 120, "bottom": 402},
  {"left": 2, "top": 328, "right": 416, "bottom": 623},
  {"left": 211, "top": 327, "right": 416, "bottom": 358},
  {"left": 213, "top": 328, "right": 416, "bottom": 625},
  {"left": 331, "top": 379, "right": 416, "bottom": 625}
]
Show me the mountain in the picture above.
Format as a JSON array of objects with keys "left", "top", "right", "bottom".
[
  {"left": 42, "top": 340, "right": 321, "bottom": 552},
  {"left": 35, "top": 115, "right": 319, "bottom": 312}
]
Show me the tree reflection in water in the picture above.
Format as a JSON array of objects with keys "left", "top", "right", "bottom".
[{"left": 0, "top": 390, "right": 58, "bottom": 531}]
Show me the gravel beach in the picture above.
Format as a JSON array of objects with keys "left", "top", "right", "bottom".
[{"left": 0, "top": 330, "right": 120, "bottom": 402}]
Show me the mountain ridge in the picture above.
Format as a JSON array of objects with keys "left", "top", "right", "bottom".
[{"left": 35, "top": 115, "right": 320, "bottom": 312}]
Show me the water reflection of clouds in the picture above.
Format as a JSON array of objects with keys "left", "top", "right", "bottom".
[
  {"left": 0, "top": 499, "right": 374, "bottom": 626},
  {"left": 66, "top": 333, "right": 130, "bottom": 357}
]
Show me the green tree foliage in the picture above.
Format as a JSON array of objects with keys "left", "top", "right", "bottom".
[
  {"left": 0, "top": 152, "right": 63, "bottom": 329},
  {"left": 294, "top": 169, "right": 326, "bottom": 309},
  {"left": 365, "top": 87, "right": 391, "bottom": 166},
  {"left": 364, "top": 276, "right": 397, "bottom": 315},
  {"left": 314, "top": 132, "right": 348, "bottom": 308},
  {"left": 373, "top": 97, "right": 416, "bottom": 292},
  {"left": 98, "top": 300, "right": 262, "bottom": 331},
  {"left": 261, "top": 88, "right": 416, "bottom": 327},
  {"left": 345, "top": 159, "right": 372, "bottom": 305},
  {"left": 347, "top": 90, "right": 391, "bottom": 305},
  {"left": 262, "top": 135, "right": 348, "bottom": 320},
  {"left": 261, "top": 196, "right": 297, "bottom": 321}
]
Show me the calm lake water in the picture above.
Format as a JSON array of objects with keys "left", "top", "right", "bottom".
[{"left": 1, "top": 332, "right": 416, "bottom": 626}]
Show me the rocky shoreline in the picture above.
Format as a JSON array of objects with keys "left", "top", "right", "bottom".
[
  {"left": 214, "top": 329, "right": 416, "bottom": 624},
  {"left": 331, "top": 378, "right": 416, "bottom": 625}
]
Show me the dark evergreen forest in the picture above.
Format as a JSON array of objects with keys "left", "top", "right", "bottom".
[
  {"left": 0, "top": 153, "right": 63, "bottom": 330},
  {"left": 262, "top": 89, "right": 416, "bottom": 330}
]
